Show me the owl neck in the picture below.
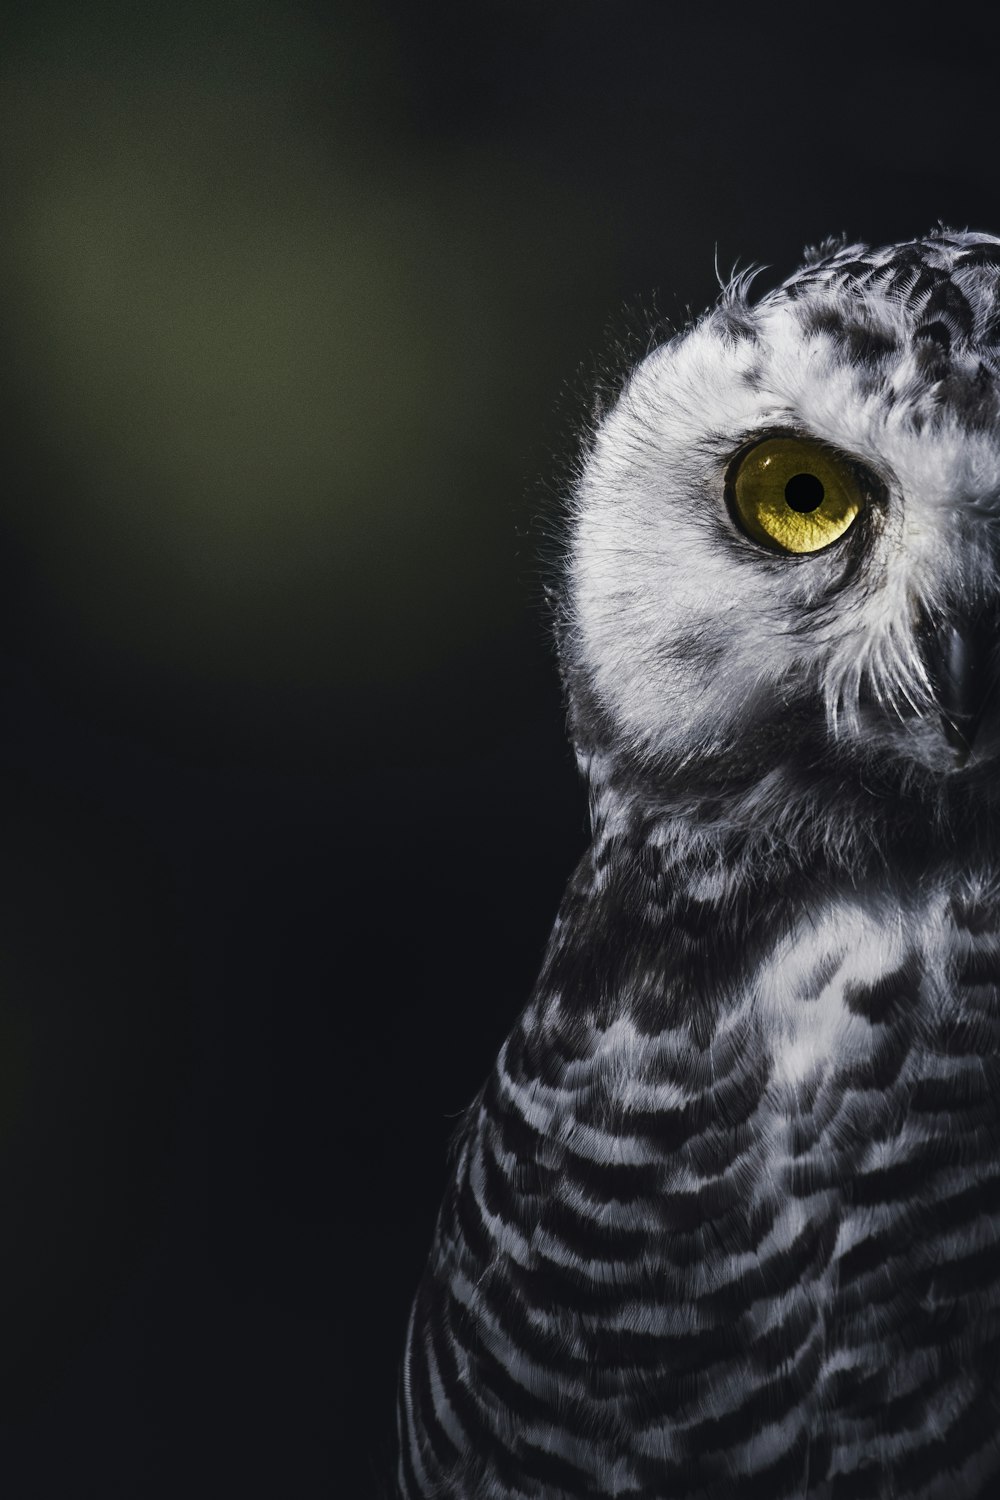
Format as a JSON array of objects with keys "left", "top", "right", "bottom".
[{"left": 578, "top": 744, "right": 1000, "bottom": 902}]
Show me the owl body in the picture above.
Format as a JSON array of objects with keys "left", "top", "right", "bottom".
[{"left": 399, "top": 232, "right": 1000, "bottom": 1498}]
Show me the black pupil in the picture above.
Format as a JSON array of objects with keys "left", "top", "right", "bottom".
[{"left": 784, "top": 472, "right": 825, "bottom": 513}]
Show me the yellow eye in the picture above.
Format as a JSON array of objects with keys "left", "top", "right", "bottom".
[{"left": 726, "top": 436, "right": 865, "bottom": 554}]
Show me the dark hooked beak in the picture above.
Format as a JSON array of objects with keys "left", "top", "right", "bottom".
[{"left": 920, "top": 610, "right": 997, "bottom": 760}]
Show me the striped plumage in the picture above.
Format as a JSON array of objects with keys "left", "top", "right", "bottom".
[{"left": 398, "top": 231, "right": 1000, "bottom": 1498}]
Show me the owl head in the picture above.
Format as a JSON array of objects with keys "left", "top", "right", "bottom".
[{"left": 562, "top": 230, "right": 1000, "bottom": 870}]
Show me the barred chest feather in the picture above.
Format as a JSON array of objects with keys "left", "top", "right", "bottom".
[{"left": 398, "top": 842, "right": 1000, "bottom": 1500}]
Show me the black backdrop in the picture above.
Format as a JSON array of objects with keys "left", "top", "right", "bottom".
[{"left": 0, "top": 2, "right": 996, "bottom": 1494}]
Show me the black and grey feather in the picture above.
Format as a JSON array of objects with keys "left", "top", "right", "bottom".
[{"left": 398, "top": 230, "right": 1000, "bottom": 1499}]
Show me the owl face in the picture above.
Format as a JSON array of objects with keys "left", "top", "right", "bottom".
[{"left": 568, "top": 233, "right": 1000, "bottom": 809}]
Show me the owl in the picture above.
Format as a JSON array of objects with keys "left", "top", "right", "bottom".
[{"left": 397, "top": 230, "right": 1000, "bottom": 1499}]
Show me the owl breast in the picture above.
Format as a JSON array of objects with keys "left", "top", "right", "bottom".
[{"left": 399, "top": 853, "right": 1000, "bottom": 1499}]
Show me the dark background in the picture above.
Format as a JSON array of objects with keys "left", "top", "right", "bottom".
[{"left": 0, "top": 3, "right": 995, "bottom": 1494}]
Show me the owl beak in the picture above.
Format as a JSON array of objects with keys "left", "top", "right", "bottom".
[{"left": 921, "top": 612, "right": 996, "bottom": 760}]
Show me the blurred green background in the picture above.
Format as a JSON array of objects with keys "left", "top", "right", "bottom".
[
  {"left": 0, "top": 0, "right": 617, "bottom": 765},
  {"left": 0, "top": 3, "right": 996, "bottom": 1496}
]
